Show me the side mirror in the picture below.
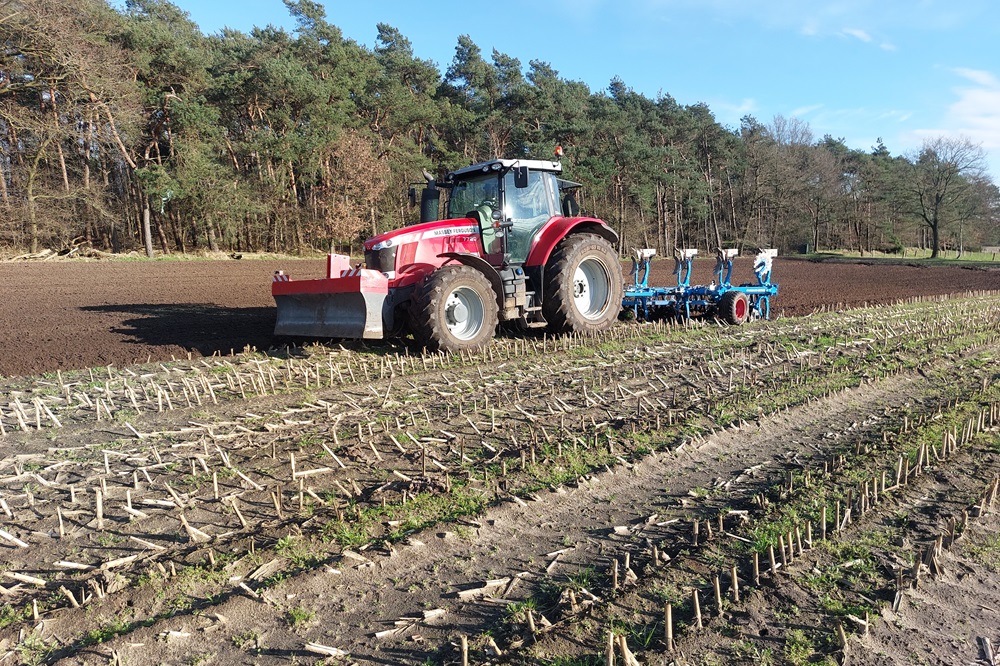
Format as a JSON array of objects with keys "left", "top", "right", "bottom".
[
  {"left": 408, "top": 187, "right": 416, "bottom": 207},
  {"left": 562, "top": 192, "right": 580, "bottom": 216},
  {"left": 513, "top": 166, "right": 529, "bottom": 188}
]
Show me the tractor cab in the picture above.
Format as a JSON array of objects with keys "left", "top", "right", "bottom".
[{"left": 442, "top": 159, "right": 566, "bottom": 266}]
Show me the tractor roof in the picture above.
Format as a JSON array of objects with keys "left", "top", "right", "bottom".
[{"left": 446, "top": 158, "right": 562, "bottom": 181}]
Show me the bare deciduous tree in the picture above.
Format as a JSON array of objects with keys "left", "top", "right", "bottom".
[
  {"left": 318, "top": 130, "right": 390, "bottom": 244},
  {"left": 0, "top": 0, "right": 141, "bottom": 252},
  {"left": 907, "top": 136, "right": 987, "bottom": 258}
]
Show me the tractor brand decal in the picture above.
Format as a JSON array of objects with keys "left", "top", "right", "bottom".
[
  {"left": 427, "top": 225, "right": 478, "bottom": 238},
  {"left": 365, "top": 225, "right": 482, "bottom": 252}
]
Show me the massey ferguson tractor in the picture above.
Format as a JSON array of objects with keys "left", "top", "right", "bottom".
[{"left": 272, "top": 157, "right": 624, "bottom": 352}]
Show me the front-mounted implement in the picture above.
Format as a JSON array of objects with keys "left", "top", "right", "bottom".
[
  {"left": 272, "top": 255, "right": 389, "bottom": 339},
  {"left": 622, "top": 247, "right": 778, "bottom": 324}
]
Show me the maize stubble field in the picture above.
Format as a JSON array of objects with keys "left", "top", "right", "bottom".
[{"left": 0, "top": 257, "right": 999, "bottom": 665}]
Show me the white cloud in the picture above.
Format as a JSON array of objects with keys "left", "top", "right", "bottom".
[
  {"left": 636, "top": 0, "right": 986, "bottom": 32},
  {"left": 875, "top": 110, "right": 913, "bottom": 123},
  {"left": 842, "top": 28, "right": 872, "bottom": 42},
  {"left": 945, "top": 84, "right": 1000, "bottom": 149},
  {"left": 915, "top": 69, "right": 1000, "bottom": 151},
  {"left": 639, "top": 0, "right": 872, "bottom": 35},
  {"left": 790, "top": 104, "right": 823, "bottom": 117},
  {"left": 906, "top": 67, "right": 1000, "bottom": 180},
  {"left": 952, "top": 67, "right": 1000, "bottom": 89},
  {"left": 707, "top": 97, "right": 758, "bottom": 127},
  {"left": 634, "top": 0, "right": 990, "bottom": 56},
  {"left": 800, "top": 19, "right": 820, "bottom": 36}
]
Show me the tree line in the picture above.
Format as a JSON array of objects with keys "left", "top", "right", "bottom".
[{"left": 1, "top": 0, "right": 997, "bottom": 259}]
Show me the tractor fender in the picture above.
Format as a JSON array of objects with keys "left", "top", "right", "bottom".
[
  {"left": 437, "top": 252, "right": 505, "bottom": 313},
  {"left": 524, "top": 217, "right": 619, "bottom": 269},
  {"left": 523, "top": 219, "right": 619, "bottom": 309}
]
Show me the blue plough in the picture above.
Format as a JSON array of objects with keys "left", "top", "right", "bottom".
[{"left": 622, "top": 247, "right": 779, "bottom": 324}]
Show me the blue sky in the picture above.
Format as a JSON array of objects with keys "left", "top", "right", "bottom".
[{"left": 161, "top": 0, "right": 1000, "bottom": 180}]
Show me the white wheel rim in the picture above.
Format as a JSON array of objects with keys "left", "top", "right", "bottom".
[
  {"left": 572, "top": 257, "right": 611, "bottom": 319},
  {"left": 444, "top": 286, "right": 485, "bottom": 340}
]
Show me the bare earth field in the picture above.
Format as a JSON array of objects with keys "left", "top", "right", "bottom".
[
  {"left": 0, "top": 256, "right": 998, "bottom": 377},
  {"left": 0, "top": 256, "right": 999, "bottom": 666}
]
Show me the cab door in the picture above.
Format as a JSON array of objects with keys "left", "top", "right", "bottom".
[{"left": 503, "top": 170, "right": 559, "bottom": 264}]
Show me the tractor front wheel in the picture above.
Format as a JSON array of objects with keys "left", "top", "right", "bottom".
[
  {"left": 543, "top": 234, "right": 623, "bottom": 335},
  {"left": 717, "top": 290, "right": 749, "bottom": 325},
  {"left": 410, "top": 265, "right": 498, "bottom": 352}
]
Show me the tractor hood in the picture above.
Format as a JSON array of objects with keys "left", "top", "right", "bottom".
[
  {"left": 364, "top": 218, "right": 479, "bottom": 253},
  {"left": 364, "top": 217, "right": 483, "bottom": 285}
]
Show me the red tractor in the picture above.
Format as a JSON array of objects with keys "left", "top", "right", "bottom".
[{"left": 272, "top": 157, "right": 623, "bottom": 352}]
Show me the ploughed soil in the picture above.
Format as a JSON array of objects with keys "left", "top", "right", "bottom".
[{"left": 0, "top": 256, "right": 998, "bottom": 377}]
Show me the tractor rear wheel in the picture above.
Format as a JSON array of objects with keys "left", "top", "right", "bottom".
[
  {"left": 410, "top": 265, "right": 498, "bottom": 352},
  {"left": 543, "top": 234, "right": 623, "bottom": 335},
  {"left": 717, "top": 290, "right": 749, "bottom": 325}
]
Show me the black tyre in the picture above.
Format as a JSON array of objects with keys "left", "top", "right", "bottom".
[
  {"left": 410, "top": 265, "right": 498, "bottom": 352},
  {"left": 384, "top": 304, "right": 409, "bottom": 339},
  {"left": 543, "top": 234, "right": 623, "bottom": 334},
  {"left": 717, "top": 290, "right": 749, "bottom": 325}
]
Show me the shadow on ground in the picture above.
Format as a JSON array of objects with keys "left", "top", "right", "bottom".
[{"left": 80, "top": 303, "right": 277, "bottom": 357}]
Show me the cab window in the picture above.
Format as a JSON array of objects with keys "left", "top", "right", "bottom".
[{"left": 504, "top": 170, "right": 558, "bottom": 263}]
